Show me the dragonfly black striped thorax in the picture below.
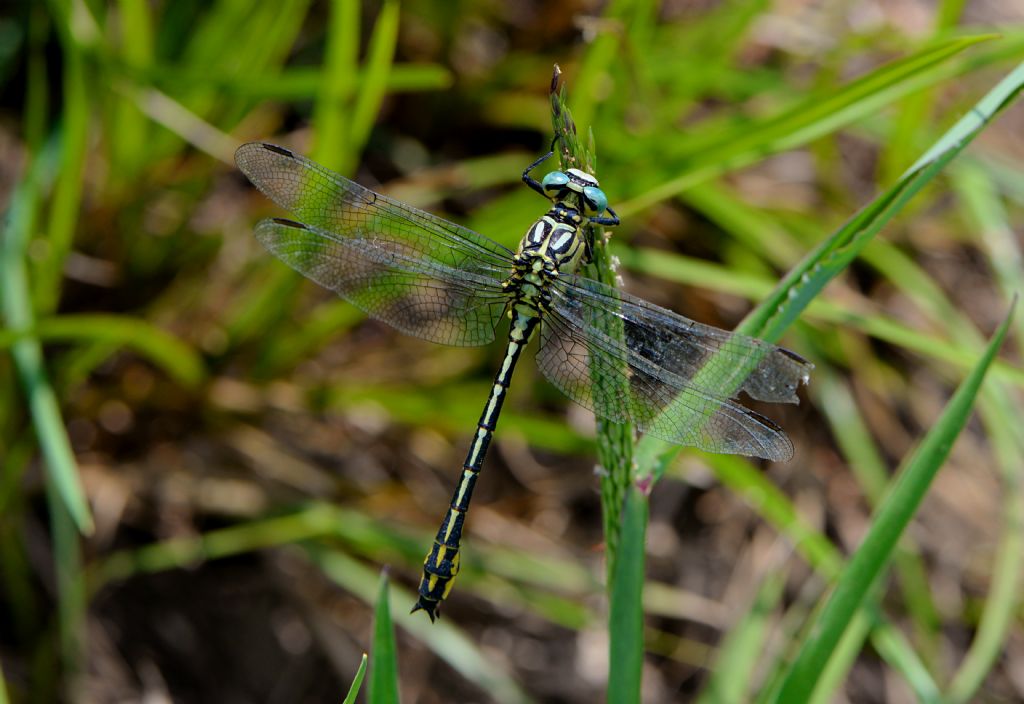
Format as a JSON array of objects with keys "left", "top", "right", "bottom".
[{"left": 508, "top": 202, "right": 588, "bottom": 308}]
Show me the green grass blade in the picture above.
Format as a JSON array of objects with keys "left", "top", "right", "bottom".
[
  {"left": 0, "top": 314, "right": 206, "bottom": 388},
  {"left": 879, "top": 0, "right": 965, "bottom": 184},
  {"left": 341, "top": 654, "right": 368, "bottom": 704},
  {"left": 953, "top": 159, "right": 1024, "bottom": 306},
  {"left": 171, "top": 2, "right": 311, "bottom": 142},
  {"left": 619, "top": 34, "right": 998, "bottom": 216},
  {"left": 1, "top": 150, "right": 93, "bottom": 535},
  {"left": 634, "top": 57, "right": 1024, "bottom": 480},
  {"left": 747, "top": 59, "right": 1024, "bottom": 341},
  {"left": 770, "top": 300, "right": 1017, "bottom": 703},
  {"left": 945, "top": 388, "right": 1024, "bottom": 703},
  {"left": 110, "top": 0, "right": 155, "bottom": 182},
  {"left": 809, "top": 599, "right": 941, "bottom": 703},
  {"left": 571, "top": 0, "right": 635, "bottom": 131},
  {"left": 45, "top": 479, "right": 87, "bottom": 672},
  {"left": 94, "top": 506, "right": 339, "bottom": 586},
  {"left": 944, "top": 160, "right": 1024, "bottom": 703},
  {"left": 311, "top": 0, "right": 359, "bottom": 173},
  {"left": 697, "top": 570, "right": 786, "bottom": 704},
  {"left": 703, "top": 456, "right": 843, "bottom": 576},
  {"left": 806, "top": 608, "right": 872, "bottom": 704},
  {"left": 35, "top": 2, "right": 90, "bottom": 314},
  {"left": 96, "top": 507, "right": 525, "bottom": 704},
  {"left": 23, "top": 6, "right": 48, "bottom": 152},
  {"left": 684, "top": 454, "right": 944, "bottom": 700},
  {"left": 368, "top": 570, "right": 399, "bottom": 704},
  {"left": 310, "top": 547, "right": 533, "bottom": 704},
  {"left": 348, "top": 0, "right": 398, "bottom": 164},
  {"left": 123, "top": 63, "right": 452, "bottom": 100},
  {"left": 868, "top": 619, "right": 943, "bottom": 704},
  {"left": 813, "top": 364, "right": 942, "bottom": 660},
  {"left": 126, "top": 84, "right": 239, "bottom": 164},
  {"left": 681, "top": 180, "right": 804, "bottom": 268},
  {"left": 607, "top": 486, "right": 648, "bottom": 704},
  {"left": 0, "top": 657, "right": 9, "bottom": 704}
]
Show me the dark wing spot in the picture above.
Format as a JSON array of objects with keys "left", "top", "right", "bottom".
[
  {"left": 778, "top": 346, "right": 811, "bottom": 365},
  {"left": 262, "top": 143, "right": 294, "bottom": 157},
  {"left": 271, "top": 217, "right": 308, "bottom": 229}
]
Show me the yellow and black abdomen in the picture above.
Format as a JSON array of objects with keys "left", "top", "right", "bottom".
[
  {"left": 412, "top": 310, "right": 539, "bottom": 620},
  {"left": 413, "top": 205, "right": 587, "bottom": 620}
]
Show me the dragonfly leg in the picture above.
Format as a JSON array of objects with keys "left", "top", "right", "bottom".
[
  {"left": 589, "top": 205, "right": 620, "bottom": 227},
  {"left": 522, "top": 150, "right": 555, "bottom": 196}
]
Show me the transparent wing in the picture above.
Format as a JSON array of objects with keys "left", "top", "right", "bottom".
[
  {"left": 236, "top": 142, "right": 516, "bottom": 346},
  {"left": 255, "top": 218, "right": 509, "bottom": 346},
  {"left": 537, "top": 275, "right": 813, "bottom": 461},
  {"left": 236, "top": 142, "right": 515, "bottom": 276}
]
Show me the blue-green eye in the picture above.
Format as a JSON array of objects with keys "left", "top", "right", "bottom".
[
  {"left": 542, "top": 171, "right": 569, "bottom": 192},
  {"left": 583, "top": 186, "right": 608, "bottom": 214}
]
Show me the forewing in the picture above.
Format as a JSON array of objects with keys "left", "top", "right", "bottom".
[
  {"left": 537, "top": 276, "right": 812, "bottom": 461},
  {"left": 235, "top": 142, "right": 514, "bottom": 278},
  {"left": 256, "top": 218, "right": 508, "bottom": 346}
]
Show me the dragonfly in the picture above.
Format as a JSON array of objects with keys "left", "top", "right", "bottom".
[{"left": 235, "top": 141, "right": 812, "bottom": 621}]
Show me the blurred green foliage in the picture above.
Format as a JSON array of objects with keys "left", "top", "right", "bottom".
[{"left": 1, "top": 1, "right": 1023, "bottom": 702}]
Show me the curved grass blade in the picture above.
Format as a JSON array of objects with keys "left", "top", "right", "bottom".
[
  {"left": 945, "top": 394, "right": 1023, "bottom": 703},
  {"left": 770, "top": 299, "right": 1017, "bottom": 703},
  {"left": 1, "top": 148, "right": 93, "bottom": 535},
  {"left": 341, "top": 654, "right": 368, "bottom": 704},
  {"left": 635, "top": 58, "right": 1024, "bottom": 481},
  {"left": 693, "top": 455, "right": 942, "bottom": 702},
  {"left": 945, "top": 161, "right": 1024, "bottom": 704},
  {"left": 368, "top": 570, "right": 399, "bottom": 704},
  {"left": 0, "top": 314, "right": 206, "bottom": 388},
  {"left": 618, "top": 34, "right": 999, "bottom": 217},
  {"left": 748, "top": 61, "right": 1024, "bottom": 341},
  {"left": 865, "top": 618, "right": 943, "bottom": 704},
  {"left": 697, "top": 570, "right": 786, "bottom": 704},
  {"left": 125, "top": 63, "right": 451, "bottom": 101}
]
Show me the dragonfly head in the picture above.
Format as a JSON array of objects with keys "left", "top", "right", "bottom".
[{"left": 541, "top": 168, "right": 609, "bottom": 216}]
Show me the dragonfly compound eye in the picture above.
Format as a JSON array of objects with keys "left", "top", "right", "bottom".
[
  {"left": 582, "top": 186, "right": 608, "bottom": 214},
  {"left": 542, "top": 171, "right": 570, "bottom": 194}
]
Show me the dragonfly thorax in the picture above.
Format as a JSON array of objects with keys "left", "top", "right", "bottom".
[{"left": 516, "top": 206, "right": 586, "bottom": 275}]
